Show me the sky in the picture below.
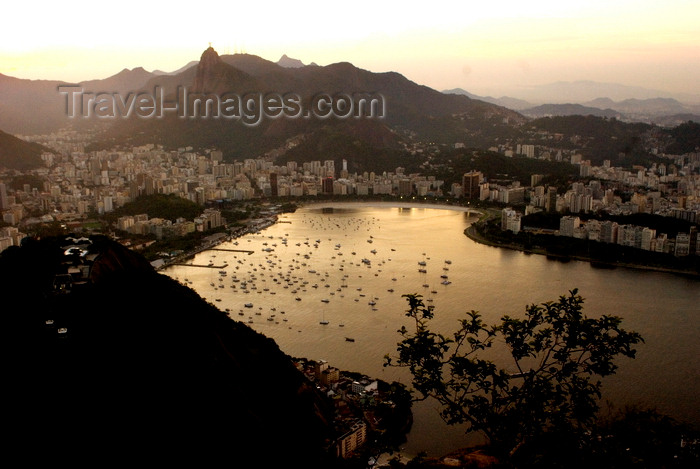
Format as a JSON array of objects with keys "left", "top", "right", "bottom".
[{"left": 2, "top": 0, "right": 699, "bottom": 100}]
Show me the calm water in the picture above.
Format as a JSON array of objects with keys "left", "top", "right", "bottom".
[{"left": 163, "top": 202, "right": 700, "bottom": 457}]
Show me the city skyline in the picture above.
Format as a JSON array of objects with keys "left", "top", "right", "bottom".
[{"left": 2, "top": 1, "right": 699, "bottom": 101}]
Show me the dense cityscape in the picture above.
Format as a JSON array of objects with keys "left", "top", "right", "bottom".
[{"left": 1, "top": 126, "right": 698, "bottom": 263}]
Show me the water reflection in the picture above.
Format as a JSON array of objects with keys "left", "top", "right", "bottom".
[{"left": 163, "top": 202, "right": 700, "bottom": 457}]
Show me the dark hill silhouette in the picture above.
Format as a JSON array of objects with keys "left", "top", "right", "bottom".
[
  {"left": 77, "top": 66, "right": 156, "bottom": 95},
  {"left": 522, "top": 103, "right": 621, "bottom": 119},
  {"left": 0, "top": 67, "right": 157, "bottom": 135},
  {"left": 192, "top": 47, "right": 261, "bottom": 94},
  {"left": 2, "top": 235, "right": 336, "bottom": 466},
  {"left": 0, "top": 128, "right": 50, "bottom": 169}
]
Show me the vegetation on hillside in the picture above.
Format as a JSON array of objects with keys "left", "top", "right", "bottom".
[
  {"left": 667, "top": 121, "right": 700, "bottom": 154},
  {"left": 0, "top": 128, "right": 48, "bottom": 170},
  {"left": 104, "top": 193, "right": 203, "bottom": 223},
  {"left": 427, "top": 149, "right": 579, "bottom": 190}
]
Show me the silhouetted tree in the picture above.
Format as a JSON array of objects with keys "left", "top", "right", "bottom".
[{"left": 385, "top": 290, "right": 643, "bottom": 463}]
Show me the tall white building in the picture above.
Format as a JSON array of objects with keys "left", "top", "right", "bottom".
[
  {"left": 559, "top": 216, "right": 581, "bottom": 237},
  {"left": 501, "top": 207, "right": 521, "bottom": 234},
  {"left": 641, "top": 228, "right": 656, "bottom": 251}
]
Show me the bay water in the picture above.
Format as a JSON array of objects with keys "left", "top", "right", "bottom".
[{"left": 162, "top": 202, "right": 700, "bottom": 457}]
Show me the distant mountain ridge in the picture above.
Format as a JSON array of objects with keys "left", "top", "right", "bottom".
[
  {"left": 516, "top": 80, "right": 700, "bottom": 105},
  {"left": 444, "top": 87, "right": 700, "bottom": 124},
  {"left": 584, "top": 97, "right": 698, "bottom": 116},
  {"left": 443, "top": 88, "right": 532, "bottom": 110},
  {"left": 0, "top": 67, "right": 160, "bottom": 135},
  {"left": 521, "top": 103, "right": 622, "bottom": 119}
]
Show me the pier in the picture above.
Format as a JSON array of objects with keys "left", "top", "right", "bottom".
[
  {"left": 208, "top": 248, "right": 254, "bottom": 255},
  {"left": 170, "top": 263, "right": 228, "bottom": 269}
]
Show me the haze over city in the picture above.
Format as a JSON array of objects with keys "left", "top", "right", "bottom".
[{"left": 3, "top": 0, "right": 699, "bottom": 101}]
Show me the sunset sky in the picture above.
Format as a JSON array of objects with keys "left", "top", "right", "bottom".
[{"left": 2, "top": 0, "right": 699, "bottom": 100}]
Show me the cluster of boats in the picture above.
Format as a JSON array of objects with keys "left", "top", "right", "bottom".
[{"left": 171, "top": 212, "right": 455, "bottom": 341}]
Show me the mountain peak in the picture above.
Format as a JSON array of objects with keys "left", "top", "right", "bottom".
[
  {"left": 115, "top": 66, "right": 148, "bottom": 76},
  {"left": 192, "top": 47, "right": 227, "bottom": 92},
  {"left": 277, "top": 54, "right": 305, "bottom": 68},
  {"left": 200, "top": 46, "right": 221, "bottom": 66}
]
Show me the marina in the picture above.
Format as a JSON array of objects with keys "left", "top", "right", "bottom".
[{"left": 163, "top": 202, "right": 700, "bottom": 458}]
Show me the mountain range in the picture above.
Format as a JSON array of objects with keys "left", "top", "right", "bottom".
[
  {"left": 444, "top": 87, "right": 700, "bottom": 125},
  {"left": 84, "top": 47, "right": 524, "bottom": 167},
  {"left": 1, "top": 48, "right": 698, "bottom": 172},
  {"left": 0, "top": 48, "right": 525, "bottom": 167}
]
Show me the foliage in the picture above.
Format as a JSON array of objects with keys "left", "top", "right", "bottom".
[
  {"left": 9, "top": 174, "right": 46, "bottom": 191},
  {"left": 587, "top": 405, "right": 700, "bottom": 468},
  {"left": 521, "top": 211, "right": 698, "bottom": 235},
  {"left": 667, "top": 121, "right": 700, "bottom": 154},
  {"left": 385, "top": 290, "right": 643, "bottom": 461},
  {"left": 428, "top": 149, "right": 579, "bottom": 189},
  {"left": 105, "top": 194, "right": 203, "bottom": 224},
  {"left": 527, "top": 115, "right": 654, "bottom": 165},
  {"left": 0, "top": 129, "right": 47, "bottom": 170}
]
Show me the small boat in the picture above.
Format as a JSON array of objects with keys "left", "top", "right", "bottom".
[
  {"left": 345, "top": 337, "right": 355, "bottom": 342},
  {"left": 319, "top": 320, "right": 329, "bottom": 325},
  {"left": 244, "top": 303, "right": 253, "bottom": 308},
  {"left": 321, "top": 298, "right": 330, "bottom": 303}
]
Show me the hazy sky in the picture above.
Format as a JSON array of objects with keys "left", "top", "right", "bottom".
[{"left": 2, "top": 0, "right": 699, "bottom": 99}]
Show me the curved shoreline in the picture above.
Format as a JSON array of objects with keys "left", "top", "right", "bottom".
[
  {"left": 464, "top": 223, "right": 700, "bottom": 278},
  {"left": 163, "top": 200, "right": 697, "bottom": 278}
]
